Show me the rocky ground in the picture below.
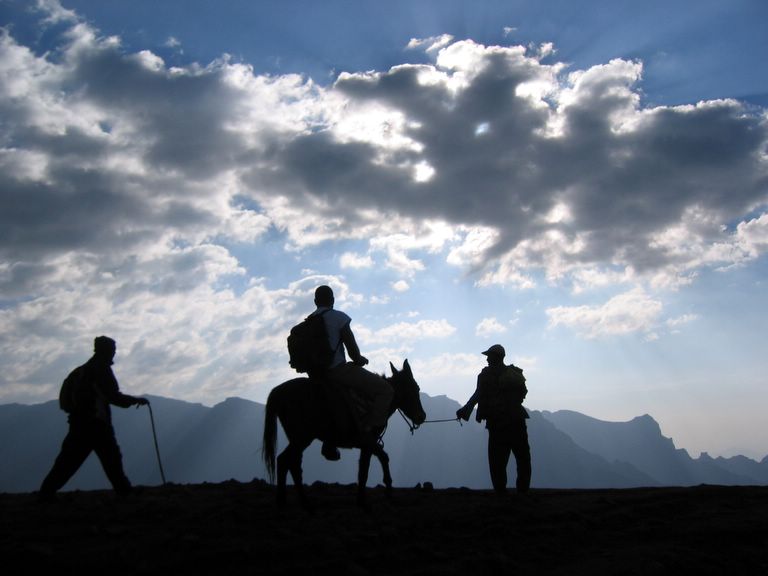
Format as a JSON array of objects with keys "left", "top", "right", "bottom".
[{"left": 2, "top": 481, "right": 767, "bottom": 575}]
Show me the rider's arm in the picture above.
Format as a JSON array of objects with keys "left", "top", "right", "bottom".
[{"left": 340, "top": 322, "right": 368, "bottom": 366}]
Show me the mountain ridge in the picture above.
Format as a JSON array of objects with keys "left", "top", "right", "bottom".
[{"left": 1, "top": 394, "right": 766, "bottom": 493}]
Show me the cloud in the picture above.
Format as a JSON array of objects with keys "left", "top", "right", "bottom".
[
  {"left": 1, "top": 3, "right": 768, "bottom": 404},
  {"left": 7, "top": 12, "right": 765, "bottom": 295},
  {"left": 309, "top": 44, "right": 765, "bottom": 290},
  {"left": 666, "top": 314, "right": 698, "bottom": 331},
  {"left": 34, "top": 0, "right": 78, "bottom": 25},
  {"left": 409, "top": 352, "right": 479, "bottom": 400},
  {"left": 475, "top": 317, "right": 508, "bottom": 337},
  {"left": 406, "top": 35, "right": 454, "bottom": 53},
  {"left": 546, "top": 289, "right": 664, "bottom": 338},
  {"left": 340, "top": 252, "right": 374, "bottom": 269},
  {"left": 358, "top": 319, "right": 457, "bottom": 345},
  {"left": 392, "top": 280, "right": 410, "bottom": 292}
]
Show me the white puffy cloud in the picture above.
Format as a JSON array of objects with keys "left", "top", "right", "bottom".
[
  {"left": 475, "top": 317, "right": 508, "bottom": 337},
  {"left": 340, "top": 252, "right": 374, "bottom": 269},
  {"left": 358, "top": 319, "right": 457, "bottom": 346},
  {"left": 391, "top": 280, "right": 410, "bottom": 292},
  {"left": 546, "top": 289, "right": 664, "bottom": 339}
]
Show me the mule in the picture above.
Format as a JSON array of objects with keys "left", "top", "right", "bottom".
[{"left": 262, "top": 359, "right": 426, "bottom": 508}]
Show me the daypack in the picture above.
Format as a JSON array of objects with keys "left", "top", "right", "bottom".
[
  {"left": 58, "top": 365, "right": 85, "bottom": 413},
  {"left": 479, "top": 364, "right": 528, "bottom": 421},
  {"left": 287, "top": 310, "right": 334, "bottom": 375},
  {"left": 498, "top": 364, "right": 527, "bottom": 404}
]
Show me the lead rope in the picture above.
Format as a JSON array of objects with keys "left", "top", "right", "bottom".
[
  {"left": 146, "top": 402, "right": 167, "bottom": 485},
  {"left": 398, "top": 409, "right": 462, "bottom": 435}
]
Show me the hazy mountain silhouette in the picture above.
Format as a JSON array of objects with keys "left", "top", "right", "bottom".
[
  {"left": 1, "top": 394, "right": 766, "bottom": 493},
  {"left": 540, "top": 410, "right": 768, "bottom": 485}
]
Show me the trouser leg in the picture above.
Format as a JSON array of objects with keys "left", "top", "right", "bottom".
[
  {"left": 487, "top": 432, "right": 511, "bottom": 493},
  {"left": 512, "top": 433, "right": 531, "bottom": 492},
  {"left": 511, "top": 424, "right": 532, "bottom": 493},
  {"left": 92, "top": 422, "right": 132, "bottom": 494},
  {"left": 39, "top": 421, "right": 94, "bottom": 495}
]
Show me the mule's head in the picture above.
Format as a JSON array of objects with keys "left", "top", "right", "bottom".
[{"left": 389, "top": 359, "right": 426, "bottom": 426}]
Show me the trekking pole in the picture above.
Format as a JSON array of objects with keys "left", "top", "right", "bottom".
[{"left": 145, "top": 401, "right": 167, "bottom": 485}]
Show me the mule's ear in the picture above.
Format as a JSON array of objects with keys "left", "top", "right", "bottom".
[
  {"left": 390, "top": 361, "right": 398, "bottom": 375},
  {"left": 403, "top": 359, "right": 412, "bottom": 374}
]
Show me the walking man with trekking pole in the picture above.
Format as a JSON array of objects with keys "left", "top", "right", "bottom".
[{"left": 39, "top": 336, "right": 149, "bottom": 501}]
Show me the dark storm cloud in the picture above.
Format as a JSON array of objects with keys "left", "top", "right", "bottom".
[
  {"left": 0, "top": 25, "right": 254, "bottom": 271},
  {"left": 250, "top": 44, "right": 768, "bottom": 279},
  {"left": 2, "top": 15, "right": 767, "bottom": 291},
  {"left": 65, "top": 46, "right": 249, "bottom": 177},
  {"left": 0, "top": 162, "right": 215, "bottom": 262}
]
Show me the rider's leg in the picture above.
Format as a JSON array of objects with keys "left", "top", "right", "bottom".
[{"left": 310, "top": 375, "right": 341, "bottom": 461}]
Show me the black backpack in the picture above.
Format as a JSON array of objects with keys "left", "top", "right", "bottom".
[
  {"left": 287, "top": 310, "right": 334, "bottom": 375},
  {"left": 58, "top": 365, "right": 86, "bottom": 413},
  {"left": 480, "top": 364, "right": 528, "bottom": 421}
]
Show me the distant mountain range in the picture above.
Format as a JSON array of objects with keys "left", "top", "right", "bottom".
[{"left": 2, "top": 394, "right": 767, "bottom": 493}]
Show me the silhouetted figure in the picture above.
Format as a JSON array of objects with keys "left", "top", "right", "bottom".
[
  {"left": 39, "top": 336, "right": 148, "bottom": 501},
  {"left": 310, "top": 285, "right": 394, "bottom": 460},
  {"left": 456, "top": 344, "right": 531, "bottom": 495}
]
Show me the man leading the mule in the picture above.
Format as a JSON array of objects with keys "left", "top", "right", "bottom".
[{"left": 456, "top": 344, "right": 531, "bottom": 495}]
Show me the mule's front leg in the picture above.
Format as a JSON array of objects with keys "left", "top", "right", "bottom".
[{"left": 357, "top": 448, "right": 373, "bottom": 507}]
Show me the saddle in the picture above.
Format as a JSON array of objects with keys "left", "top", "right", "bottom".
[{"left": 310, "top": 378, "right": 373, "bottom": 445}]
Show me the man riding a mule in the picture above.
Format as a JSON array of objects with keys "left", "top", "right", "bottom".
[
  {"left": 307, "top": 285, "right": 393, "bottom": 460},
  {"left": 265, "top": 286, "right": 425, "bottom": 507}
]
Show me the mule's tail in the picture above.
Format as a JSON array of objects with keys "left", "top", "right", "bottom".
[{"left": 262, "top": 387, "right": 279, "bottom": 484}]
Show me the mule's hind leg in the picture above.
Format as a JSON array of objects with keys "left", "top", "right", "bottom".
[
  {"left": 275, "top": 445, "right": 293, "bottom": 507},
  {"left": 277, "top": 440, "right": 313, "bottom": 509}
]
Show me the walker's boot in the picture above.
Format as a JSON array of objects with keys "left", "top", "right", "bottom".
[{"left": 321, "top": 441, "right": 340, "bottom": 461}]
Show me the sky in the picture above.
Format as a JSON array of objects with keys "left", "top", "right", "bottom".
[{"left": 1, "top": 0, "right": 767, "bottom": 459}]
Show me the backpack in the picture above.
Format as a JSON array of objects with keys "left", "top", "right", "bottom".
[
  {"left": 480, "top": 364, "right": 528, "bottom": 421},
  {"left": 498, "top": 364, "right": 527, "bottom": 404},
  {"left": 59, "top": 365, "right": 85, "bottom": 413},
  {"left": 287, "top": 310, "right": 334, "bottom": 375}
]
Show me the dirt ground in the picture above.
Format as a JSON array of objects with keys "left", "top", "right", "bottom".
[{"left": 2, "top": 481, "right": 767, "bottom": 575}]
